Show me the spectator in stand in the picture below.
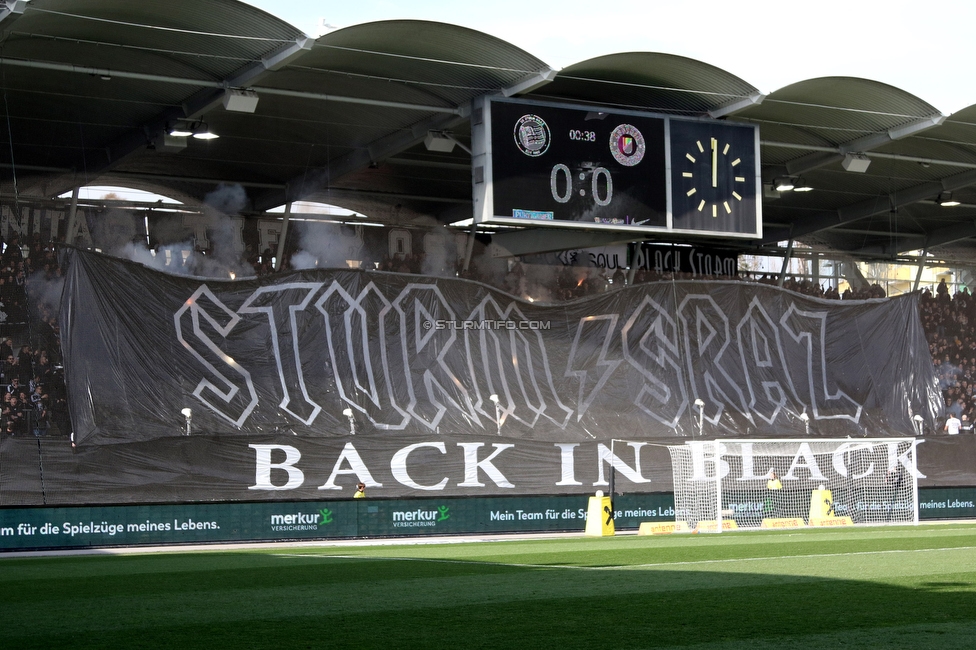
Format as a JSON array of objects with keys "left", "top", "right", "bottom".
[
  {"left": 0, "top": 355, "right": 10, "bottom": 384},
  {"left": 947, "top": 397, "right": 964, "bottom": 418},
  {"left": 17, "top": 343, "right": 31, "bottom": 369},
  {"left": 961, "top": 414, "right": 974, "bottom": 434},
  {"left": 31, "top": 403, "right": 49, "bottom": 437},
  {"left": 30, "top": 382, "right": 47, "bottom": 408},
  {"left": 611, "top": 267, "right": 626, "bottom": 287},
  {"left": 15, "top": 353, "right": 30, "bottom": 384},
  {"left": 3, "top": 395, "right": 26, "bottom": 435},
  {"left": 919, "top": 286, "right": 976, "bottom": 425},
  {"left": 945, "top": 413, "right": 962, "bottom": 435}
]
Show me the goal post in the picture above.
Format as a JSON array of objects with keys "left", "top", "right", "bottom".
[{"left": 666, "top": 438, "right": 920, "bottom": 532}]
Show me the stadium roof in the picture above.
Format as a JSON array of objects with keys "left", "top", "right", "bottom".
[{"left": 3, "top": 0, "right": 976, "bottom": 264}]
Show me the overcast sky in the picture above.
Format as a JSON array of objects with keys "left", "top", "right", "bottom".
[{"left": 243, "top": 0, "right": 976, "bottom": 114}]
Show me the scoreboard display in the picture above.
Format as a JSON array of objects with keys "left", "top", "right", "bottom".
[{"left": 471, "top": 96, "right": 761, "bottom": 238}]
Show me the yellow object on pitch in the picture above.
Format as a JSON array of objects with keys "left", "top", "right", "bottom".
[
  {"left": 808, "top": 487, "right": 854, "bottom": 526},
  {"left": 584, "top": 493, "right": 615, "bottom": 537},
  {"left": 809, "top": 488, "right": 834, "bottom": 519}
]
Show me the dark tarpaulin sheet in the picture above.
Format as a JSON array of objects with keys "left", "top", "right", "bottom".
[
  {"left": 1, "top": 430, "right": 973, "bottom": 506},
  {"left": 20, "top": 247, "right": 946, "bottom": 503}
]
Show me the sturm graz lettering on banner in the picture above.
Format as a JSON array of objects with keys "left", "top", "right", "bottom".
[{"left": 174, "top": 279, "right": 863, "bottom": 434}]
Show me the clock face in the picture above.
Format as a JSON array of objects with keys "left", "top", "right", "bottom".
[{"left": 670, "top": 121, "right": 759, "bottom": 235}]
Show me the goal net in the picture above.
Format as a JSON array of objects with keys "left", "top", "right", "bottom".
[{"left": 667, "top": 438, "right": 919, "bottom": 532}]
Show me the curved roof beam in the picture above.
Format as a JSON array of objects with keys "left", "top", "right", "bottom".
[
  {"left": 502, "top": 68, "right": 559, "bottom": 97},
  {"left": 858, "top": 218, "right": 976, "bottom": 256},
  {"left": 253, "top": 108, "right": 471, "bottom": 213},
  {"left": 762, "top": 168, "right": 976, "bottom": 244},
  {"left": 185, "top": 35, "right": 316, "bottom": 117},
  {"left": 772, "top": 112, "right": 946, "bottom": 178},
  {"left": 27, "top": 34, "right": 314, "bottom": 197},
  {"left": 0, "top": 0, "right": 27, "bottom": 44},
  {"left": 921, "top": 219, "right": 976, "bottom": 250},
  {"left": 709, "top": 91, "right": 766, "bottom": 118},
  {"left": 535, "top": 52, "right": 760, "bottom": 116},
  {"left": 761, "top": 141, "right": 976, "bottom": 171},
  {"left": 251, "top": 67, "right": 557, "bottom": 212}
]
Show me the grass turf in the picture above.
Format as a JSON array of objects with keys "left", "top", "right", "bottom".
[{"left": 3, "top": 524, "right": 976, "bottom": 649}]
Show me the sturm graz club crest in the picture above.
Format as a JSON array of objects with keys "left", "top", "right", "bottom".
[
  {"left": 609, "top": 124, "right": 645, "bottom": 166},
  {"left": 514, "top": 114, "right": 550, "bottom": 157}
]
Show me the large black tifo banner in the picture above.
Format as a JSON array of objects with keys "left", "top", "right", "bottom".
[{"left": 0, "top": 248, "right": 955, "bottom": 506}]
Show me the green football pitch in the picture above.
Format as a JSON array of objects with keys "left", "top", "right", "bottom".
[{"left": 3, "top": 524, "right": 976, "bottom": 649}]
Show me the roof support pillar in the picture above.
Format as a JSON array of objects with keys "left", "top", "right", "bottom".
[
  {"left": 913, "top": 249, "right": 928, "bottom": 293},
  {"left": 777, "top": 237, "right": 794, "bottom": 287},
  {"left": 462, "top": 222, "right": 477, "bottom": 273},
  {"left": 274, "top": 202, "right": 291, "bottom": 272},
  {"left": 65, "top": 186, "right": 80, "bottom": 247},
  {"left": 627, "top": 242, "right": 640, "bottom": 285}
]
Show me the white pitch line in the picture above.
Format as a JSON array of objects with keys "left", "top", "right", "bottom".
[
  {"left": 274, "top": 545, "right": 976, "bottom": 572},
  {"left": 618, "top": 545, "right": 976, "bottom": 570},
  {"left": 275, "top": 553, "right": 541, "bottom": 570}
]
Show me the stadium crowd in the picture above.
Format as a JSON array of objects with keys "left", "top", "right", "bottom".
[
  {"left": 919, "top": 279, "right": 976, "bottom": 429},
  {"left": 0, "top": 234, "right": 67, "bottom": 437},
  {"left": 0, "top": 231, "right": 969, "bottom": 438}
]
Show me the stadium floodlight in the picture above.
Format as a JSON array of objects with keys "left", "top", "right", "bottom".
[
  {"left": 694, "top": 399, "right": 705, "bottom": 437},
  {"left": 180, "top": 408, "right": 192, "bottom": 436},
  {"left": 168, "top": 123, "right": 194, "bottom": 137},
  {"left": 667, "top": 438, "right": 920, "bottom": 533},
  {"left": 168, "top": 120, "right": 218, "bottom": 140},
  {"left": 489, "top": 394, "right": 501, "bottom": 435},
  {"left": 773, "top": 177, "right": 795, "bottom": 192},
  {"left": 342, "top": 408, "right": 355, "bottom": 435}
]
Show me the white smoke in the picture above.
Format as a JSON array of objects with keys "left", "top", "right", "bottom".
[
  {"left": 89, "top": 183, "right": 258, "bottom": 279},
  {"left": 414, "top": 217, "right": 458, "bottom": 278},
  {"left": 203, "top": 183, "right": 248, "bottom": 215},
  {"left": 290, "top": 220, "right": 365, "bottom": 270},
  {"left": 90, "top": 209, "right": 140, "bottom": 253},
  {"left": 90, "top": 209, "right": 199, "bottom": 275},
  {"left": 26, "top": 271, "right": 65, "bottom": 320}
]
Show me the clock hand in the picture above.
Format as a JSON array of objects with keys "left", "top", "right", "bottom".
[{"left": 711, "top": 137, "right": 718, "bottom": 188}]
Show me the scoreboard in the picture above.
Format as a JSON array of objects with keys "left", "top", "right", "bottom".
[{"left": 470, "top": 96, "right": 761, "bottom": 238}]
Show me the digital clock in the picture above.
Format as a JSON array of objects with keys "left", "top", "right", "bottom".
[{"left": 568, "top": 129, "right": 597, "bottom": 142}]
